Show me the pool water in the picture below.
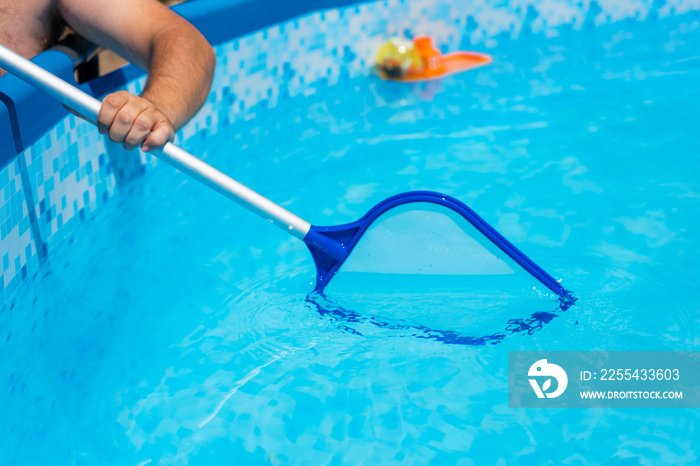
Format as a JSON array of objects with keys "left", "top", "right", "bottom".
[{"left": 3, "top": 11, "right": 700, "bottom": 465}]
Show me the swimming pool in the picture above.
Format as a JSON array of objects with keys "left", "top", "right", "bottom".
[{"left": 2, "top": 0, "right": 700, "bottom": 464}]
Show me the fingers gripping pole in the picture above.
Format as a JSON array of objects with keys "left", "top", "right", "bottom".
[{"left": 0, "top": 43, "right": 311, "bottom": 238}]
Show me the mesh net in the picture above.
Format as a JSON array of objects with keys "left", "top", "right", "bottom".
[{"left": 327, "top": 202, "right": 544, "bottom": 295}]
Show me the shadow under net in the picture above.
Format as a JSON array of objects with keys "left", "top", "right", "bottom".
[{"left": 306, "top": 292, "right": 577, "bottom": 347}]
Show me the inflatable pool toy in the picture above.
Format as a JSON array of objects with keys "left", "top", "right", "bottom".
[
  {"left": 374, "top": 37, "right": 424, "bottom": 79},
  {"left": 375, "top": 36, "right": 491, "bottom": 82}
]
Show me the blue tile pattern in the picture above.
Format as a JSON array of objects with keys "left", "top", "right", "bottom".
[
  {"left": 0, "top": 159, "right": 34, "bottom": 302},
  {"left": 1, "top": 0, "right": 696, "bottom": 305},
  {"left": 22, "top": 115, "right": 117, "bottom": 245}
]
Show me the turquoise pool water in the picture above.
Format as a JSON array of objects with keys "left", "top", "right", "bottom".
[{"left": 3, "top": 11, "right": 700, "bottom": 465}]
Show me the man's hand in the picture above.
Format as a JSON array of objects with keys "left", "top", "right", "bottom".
[{"left": 97, "top": 90, "right": 174, "bottom": 152}]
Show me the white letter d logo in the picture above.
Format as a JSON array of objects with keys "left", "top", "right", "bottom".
[{"left": 528, "top": 359, "right": 568, "bottom": 399}]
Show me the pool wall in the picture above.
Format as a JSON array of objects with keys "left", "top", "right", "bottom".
[{"left": 0, "top": 0, "right": 697, "bottom": 305}]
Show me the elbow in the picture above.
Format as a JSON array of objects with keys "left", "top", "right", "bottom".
[
  {"left": 192, "top": 33, "right": 216, "bottom": 99},
  {"left": 183, "top": 31, "right": 216, "bottom": 111},
  {"left": 203, "top": 42, "right": 216, "bottom": 87},
  {"left": 199, "top": 43, "right": 216, "bottom": 111},
  {"left": 158, "top": 22, "right": 216, "bottom": 89}
]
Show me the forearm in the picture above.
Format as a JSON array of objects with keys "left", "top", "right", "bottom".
[
  {"left": 140, "top": 25, "right": 215, "bottom": 130},
  {"left": 58, "top": 0, "right": 216, "bottom": 151}
]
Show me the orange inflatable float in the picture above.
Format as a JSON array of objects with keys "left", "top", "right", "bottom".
[{"left": 375, "top": 36, "right": 491, "bottom": 82}]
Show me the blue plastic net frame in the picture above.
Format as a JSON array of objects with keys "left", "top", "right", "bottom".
[{"left": 303, "top": 191, "right": 569, "bottom": 297}]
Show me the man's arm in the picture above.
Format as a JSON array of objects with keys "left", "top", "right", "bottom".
[{"left": 57, "top": 0, "right": 215, "bottom": 151}]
